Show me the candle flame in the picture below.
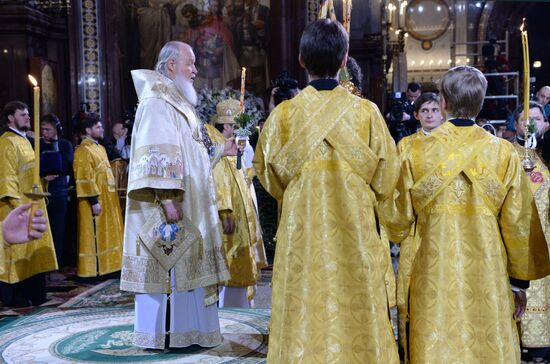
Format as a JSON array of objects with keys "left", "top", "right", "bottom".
[
  {"left": 520, "top": 18, "right": 526, "bottom": 32},
  {"left": 28, "top": 74, "right": 38, "bottom": 87}
]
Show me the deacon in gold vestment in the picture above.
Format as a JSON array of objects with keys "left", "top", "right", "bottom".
[
  {"left": 206, "top": 99, "right": 262, "bottom": 308},
  {"left": 391, "top": 92, "right": 445, "bottom": 355},
  {"left": 513, "top": 102, "right": 550, "bottom": 355},
  {"left": 0, "top": 101, "right": 57, "bottom": 307},
  {"left": 254, "top": 20, "right": 400, "bottom": 363},
  {"left": 73, "top": 116, "right": 124, "bottom": 278},
  {"left": 382, "top": 66, "right": 550, "bottom": 364},
  {"left": 121, "top": 42, "right": 234, "bottom": 349}
]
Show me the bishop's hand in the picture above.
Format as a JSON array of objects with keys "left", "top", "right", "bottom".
[
  {"left": 161, "top": 200, "right": 183, "bottom": 223},
  {"left": 3, "top": 203, "right": 47, "bottom": 244}
]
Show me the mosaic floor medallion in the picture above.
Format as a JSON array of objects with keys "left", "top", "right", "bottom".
[{"left": 0, "top": 307, "right": 268, "bottom": 363}]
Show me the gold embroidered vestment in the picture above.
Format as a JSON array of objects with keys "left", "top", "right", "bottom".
[
  {"left": 515, "top": 143, "right": 550, "bottom": 348},
  {"left": 382, "top": 122, "right": 550, "bottom": 363},
  {"left": 74, "top": 139, "right": 124, "bottom": 277},
  {"left": 0, "top": 132, "right": 57, "bottom": 282},
  {"left": 254, "top": 86, "right": 400, "bottom": 363}
]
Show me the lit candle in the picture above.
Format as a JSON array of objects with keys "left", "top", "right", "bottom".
[
  {"left": 28, "top": 74, "right": 40, "bottom": 187},
  {"left": 240, "top": 67, "right": 246, "bottom": 113},
  {"left": 521, "top": 19, "right": 530, "bottom": 123}
]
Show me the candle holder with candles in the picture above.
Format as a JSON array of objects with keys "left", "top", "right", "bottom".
[
  {"left": 233, "top": 112, "right": 257, "bottom": 170},
  {"left": 521, "top": 116, "right": 537, "bottom": 172},
  {"left": 521, "top": 148, "right": 536, "bottom": 173},
  {"left": 520, "top": 19, "right": 534, "bottom": 172}
]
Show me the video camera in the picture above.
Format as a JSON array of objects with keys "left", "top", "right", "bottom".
[
  {"left": 271, "top": 71, "right": 299, "bottom": 106},
  {"left": 388, "top": 92, "right": 414, "bottom": 123},
  {"left": 386, "top": 91, "right": 417, "bottom": 143}
]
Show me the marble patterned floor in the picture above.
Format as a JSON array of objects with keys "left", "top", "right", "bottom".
[{"left": 0, "top": 307, "right": 269, "bottom": 363}]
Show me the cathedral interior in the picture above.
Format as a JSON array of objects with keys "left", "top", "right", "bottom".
[{"left": 0, "top": 1, "right": 550, "bottom": 363}]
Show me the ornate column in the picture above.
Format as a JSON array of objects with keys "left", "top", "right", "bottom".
[{"left": 74, "top": 0, "right": 103, "bottom": 117}]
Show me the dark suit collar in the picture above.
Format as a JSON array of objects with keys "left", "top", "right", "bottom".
[
  {"left": 448, "top": 118, "right": 475, "bottom": 127},
  {"left": 309, "top": 78, "right": 339, "bottom": 91}
]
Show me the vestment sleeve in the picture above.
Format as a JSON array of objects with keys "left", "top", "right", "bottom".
[
  {"left": 380, "top": 133, "right": 415, "bottom": 243},
  {"left": 366, "top": 100, "right": 399, "bottom": 201},
  {"left": 127, "top": 98, "right": 185, "bottom": 203},
  {"left": 253, "top": 103, "right": 287, "bottom": 201},
  {"left": 212, "top": 159, "right": 233, "bottom": 213},
  {"left": 499, "top": 146, "right": 550, "bottom": 280},
  {"left": 379, "top": 143, "right": 416, "bottom": 243},
  {"left": 0, "top": 139, "right": 20, "bottom": 202}
]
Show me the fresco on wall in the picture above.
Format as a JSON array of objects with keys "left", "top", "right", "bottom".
[{"left": 129, "top": 0, "right": 270, "bottom": 94}]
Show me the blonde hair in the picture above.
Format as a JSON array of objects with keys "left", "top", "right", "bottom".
[{"left": 439, "top": 66, "right": 487, "bottom": 118}]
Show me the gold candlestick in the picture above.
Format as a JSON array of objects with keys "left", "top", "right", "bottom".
[
  {"left": 26, "top": 75, "right": 49, "bottom": 231},
  {"left": 240, "top": 67, "right": 246, "bottom": 114},
  {"left": 520, "top": 20, "right": 535, "bottom": 171},
  {"left": 521, "top": 19, "right": 530, "bottom": 129},
  {"left": 28, "top": 75, "right": 40, "bottom": 186}
]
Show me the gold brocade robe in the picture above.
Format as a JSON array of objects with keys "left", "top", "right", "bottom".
[
  {"left": 74, "top": 139, "right": 124, "bottom": 277},
  {"left": 382, "top": 122, "right": 550, "bottom": 363},
  {"left": 0, "top": 131, "right": 57, "bottom": 283},
  {"left": 206, "top": 124, "right": 260, "bottom": 288},
  {"left": 389, "top": 130, "right": 426, "bottom": 353},
  {"left": 254, "top": 85, "right": 400, "bottom": 363},
  {"left": 515, "top": 144, "right": 550, "bottom": 348}
]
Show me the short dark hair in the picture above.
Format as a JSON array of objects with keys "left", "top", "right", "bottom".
[
  {"left": 79, "top": 114, "right": 101, "bottom": 134},
  {"left": 1, "top": 101, "right": 28, "bottom": 126},
  {"left": 414, "top": 92, "right": 440, "bottom": 114},
  {"left": 41, "top": 113, "right": 63, "bottom": 136},
  {"left": 346, "top": 56, "right": 363, "bottom": 91},
  {"left": 513, "top": 101, "right": 548, "bottom": 124},
  {"left": 407, "top": 82, "right": 421, "bottom": 93},
  {"left": 299, "top": 19, "right": 348, "bottom": 78}
]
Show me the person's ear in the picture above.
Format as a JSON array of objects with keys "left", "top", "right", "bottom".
[
  {"left": 440, "top": 96, "right": 447, "bottom": 113},
  {"left": 298, "top": 54, "right": 306, "bottom": 69},
  {"left": 339, "top": 52, "right": 349, "bottom": 69},
  {"left": 167, "top": 59, "right": 176, "bottom": 74},
  {"left": 7, "top": 115, "right": 14, "bottom": 124}
]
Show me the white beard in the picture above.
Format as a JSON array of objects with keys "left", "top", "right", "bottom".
[{"left": 174, "top": 74, "right": 198, "bottom": 106}]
